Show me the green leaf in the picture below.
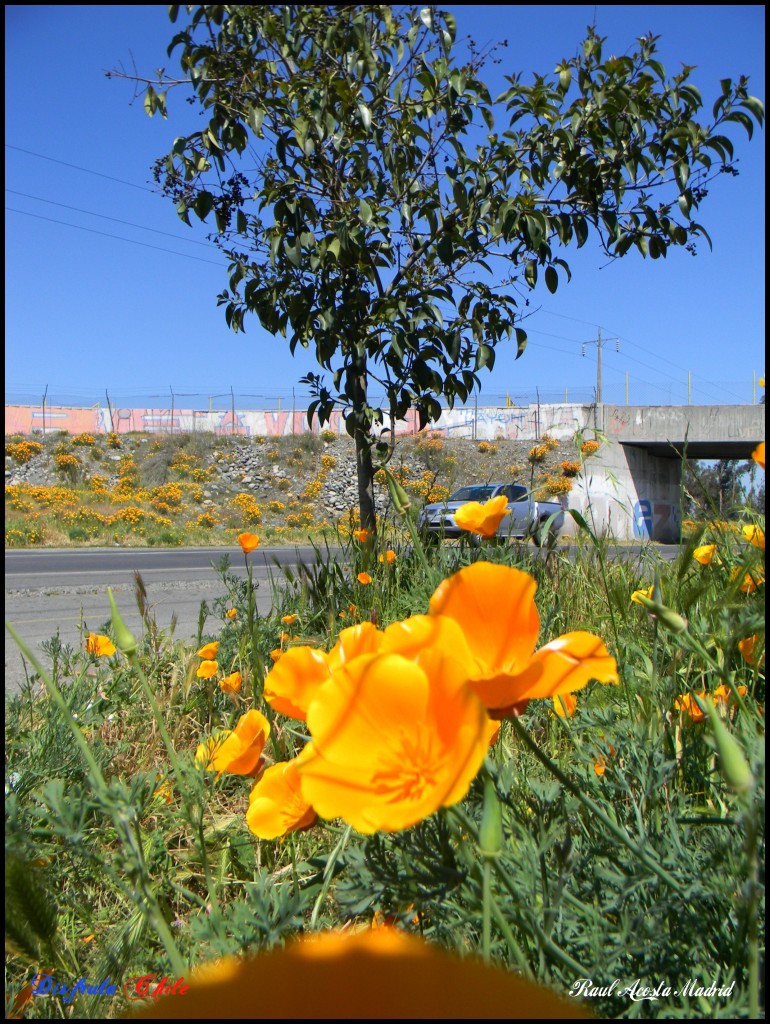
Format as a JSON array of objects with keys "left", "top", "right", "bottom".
[
  {"left": 194, "top": 191, "right": 215, "bottom": 221},
  {"left": 544, "top": 266, "right": 558, "bottom": 294},
  {"left": 358, "top": 104, "right": 372, "bottom": 131},
  {"left": 475, "top": 344, "right": 494, "bottom": 370},
  {"left": 143, "top": 85, "right": 157, "bottom": 117},
  {"left": 565, "top": 508, "right": 596, "bottom": 543},
  {"left": 524, "top": 261, "right": 537, "bottom": 288},
  {"left": 515, "top": 328, "right": 527, "bottom": 359},
  {"left": 359, "top": 198, "right": 373, "bottom": 225},
  {"left": 419, "top": 7, "right": 433, "bottom": 29}
]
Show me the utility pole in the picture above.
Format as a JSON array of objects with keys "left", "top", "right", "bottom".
[{"left": 582, "top": 329, "right": 619, "bottom": 405}]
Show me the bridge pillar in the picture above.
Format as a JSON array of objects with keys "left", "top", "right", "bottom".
[{"left": 567, "top": 440, "right": 682, "bottom": 543}]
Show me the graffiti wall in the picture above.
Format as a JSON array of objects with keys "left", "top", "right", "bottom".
[{"left": 5, "top": 403, "right": 596, "bottom": 442}]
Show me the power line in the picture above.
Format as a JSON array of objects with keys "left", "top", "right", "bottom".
[
  {"left": 6, "top": 208, "right": 225, "bottom": 266},
  {"left": 6, "top": 189, "right": 213, "bottom": 248},
  {"left": 6, "top": 144, "right": 157, "bottom": 192}
]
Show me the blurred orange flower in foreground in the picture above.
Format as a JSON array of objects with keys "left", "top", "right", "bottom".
[
  {"left": 129, "top": 928, "right": 589, "bottom": 1020},
  {"left": 752, "top": 441, "right": 764, "bottom": 469}
]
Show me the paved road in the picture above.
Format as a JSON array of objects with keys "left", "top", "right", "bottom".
[
  {"left": 4, "top": 546, "right": 322, "bottom": 697},
  {"left": 4, "top": 542, "right": 679, "bottom": 697}
]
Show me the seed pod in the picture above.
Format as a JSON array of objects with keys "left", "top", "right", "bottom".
[
  {"left": 632, "top": 594, "right": 688, "bottom": 634},
  {"left": 696, "top": 695, "right": 754, "bottom": 795},
  {"left": 107, "top": 587, "right": 139, "bottom": 657}
]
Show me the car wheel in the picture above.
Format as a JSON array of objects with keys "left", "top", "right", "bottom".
[{"left": 532, "top": 522, "right": 557, "bottom": 548}]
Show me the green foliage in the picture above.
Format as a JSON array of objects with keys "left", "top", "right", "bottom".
[{"left": 123, "top": 5, "right": 763, "bottom": 527}]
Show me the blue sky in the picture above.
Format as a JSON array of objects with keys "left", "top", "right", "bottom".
[{"left": 5, "top": 5, "right": 765, "bottom": 412}]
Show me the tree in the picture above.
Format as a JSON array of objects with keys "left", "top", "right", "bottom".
[
  {"left": 120, "top": 5, "right": 763, "bottom": 530},
  {"left": 684, "top": 458, "right": 761, "bottom": 520}
]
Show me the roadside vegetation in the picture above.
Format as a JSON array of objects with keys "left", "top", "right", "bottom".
[
  {"left": 5, "top": 429, "right": 594, "bottom": 550},
  {"left": 5, "top": 442, "right": 764, "bottom": 1019}
]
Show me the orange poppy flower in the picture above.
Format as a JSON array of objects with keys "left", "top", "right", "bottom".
[
  {"left": 693, "top": 544, "right": 716, "bottom": 566},
  {"left": 674, "top": 691, "right": 708, "bottom": 723},
  {"left": 357, "top": 572, "right": 372, "bottom": 585},
  {"left": 353, "top": 528, "right": 371, "bottom": 543},
  {"left": 298, "top": 632, "right": 489, "bottom": 833},
  {"left": 264, "top": 623, "right": 382, "bottom": 721},
  {"left": 246, "top": 749, "right": 317, "bottom": 840},
  {"left": 731, "top": 566, "right": 764, "bottom": 593},
  {"left": 195, "top": 709, "right": 270, "bottom": 777},
  {"left": 738, "top": 635, "right": 762, "bottom": 665},
  {"left": 85, "top": 633, "right": 116, "bottom": 657},
  {"left": 428, "top": 562, "right": 618, "bottom": 716},
  {"left": 752, "top": 442, "right": 764, "bottom": 470},
  {"left": 131, "top": 928, "right": 588, "bottom": 1020},
  {"left": 196, "top": 659, "right": 219, "bottom": 679},
  {"left": 196, "top": 641, "right": 219, "bottom": 660},
  {"left": 712, "top": 683, "right": 748, "bottom": 706},
  {"left": 281, "top": 613, "right": 298, "bottom": 625},
  {"left": 238, "top": 532, "right": 260, "bottom": 554},
  {"left": 453, "top": 495, "right": 509, "bottom": 539},
  {"left": 630, "top": 586, "right": 654, "bottom": 605},
  {"left": 219, "top": 671, "right": 242, "bottom": 695},
  {"left": 552, "top": 693, "right": 578, "bottom": 718},
  {"left": 594, "top": 745, "right": 615, "bottom": 777},
  {"left": 225, "top": 608, "right": 238, "bottom": 619},
  {"left": 742, "top": 524, "right": 765, "bottom": 550}
]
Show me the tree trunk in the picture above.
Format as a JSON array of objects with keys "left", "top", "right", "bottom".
[
  {"left": 355, "top": 426, "right": 377, "bottom": 533},
  {"left": 347, "top": 354, "right": 377, "bottom": 534}
]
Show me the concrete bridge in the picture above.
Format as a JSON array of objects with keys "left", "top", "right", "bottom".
[{"left": 566, "top": 404, "right": 764, "bottom": 543}]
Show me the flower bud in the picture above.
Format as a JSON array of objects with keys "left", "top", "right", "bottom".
[
  {"left": 696, "top": 695, "right": 754, "bottom": 795},
  {"left": 107, "top": 587, "right": 139, "bottom": 657},
  {"left": 632, "top": 594, "right": 688, "bottom": 634},
  {"left": 381, "top": 467, "right": 412, "bottom": 517}
]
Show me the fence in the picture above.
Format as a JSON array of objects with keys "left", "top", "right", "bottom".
[{"left": 6, "top": 376, "right": 761, "bottom": 416}]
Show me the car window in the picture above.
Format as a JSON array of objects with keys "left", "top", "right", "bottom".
[
  {"left": 501, "top": 484, "right": 528, "bottom": 502},
  {"left": 450, "top": 486, "right": 497, "bottom": 502}
]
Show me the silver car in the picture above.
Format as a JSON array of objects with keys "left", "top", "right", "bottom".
[{"left": 417, "top": 482, "right": 541, "bottom": 542}]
